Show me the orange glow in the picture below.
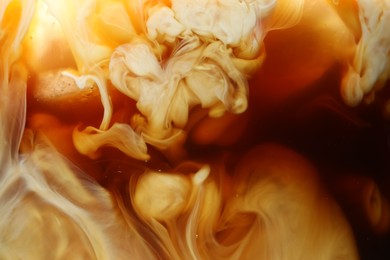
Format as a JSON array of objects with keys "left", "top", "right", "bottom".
[{"left": 1, "top": 0, "right": 389, "bottom": 259}]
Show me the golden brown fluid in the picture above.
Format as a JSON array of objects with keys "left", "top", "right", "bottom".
[{"left": 1, "top": 0, "right": 390, "bottom": 259}]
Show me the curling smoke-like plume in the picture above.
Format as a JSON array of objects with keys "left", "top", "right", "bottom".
[{"left": 1, "top": 0, "right": 390, "bottom": 259}]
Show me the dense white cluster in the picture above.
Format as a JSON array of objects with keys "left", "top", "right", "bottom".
[
  {"left": 39, "top": 0, "right": 305, "bottom": 158},
  {"left": 341, "top": 0, "right": 390, "bottom": 106},
  {"left": 0, "top": 0, "right": 389, "bottom": 259}
]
